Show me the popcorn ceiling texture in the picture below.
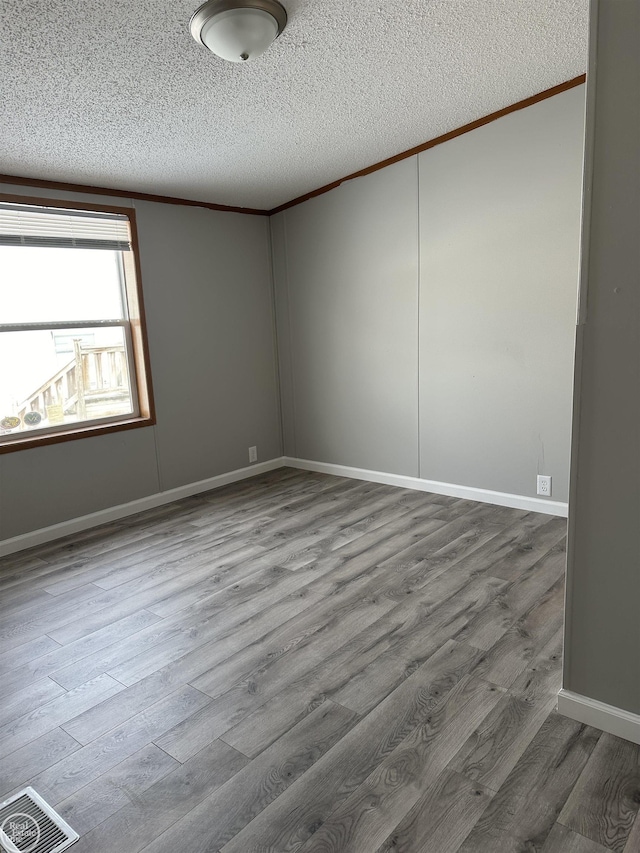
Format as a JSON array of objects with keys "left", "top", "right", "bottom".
[{"left": 0, "top": 0, "right": 588, "bottom": 210}]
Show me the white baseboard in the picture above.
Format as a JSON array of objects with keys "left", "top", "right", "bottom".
[
  {"left": 557, "top": 689, "right": 640, "bottom": 745},
  {"left": 0, "top": 458, "right": 286, "bottom": 558},
  {"left": 283, "top": 457, "right": 568, "bottom": 517},
  {"left": 1, "top": 454, "right": 567, "bottom": 558}
]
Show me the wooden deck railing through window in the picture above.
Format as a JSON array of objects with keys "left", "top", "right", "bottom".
[{"left": 17, "top": 340, "right": 130, "bottom": 423}]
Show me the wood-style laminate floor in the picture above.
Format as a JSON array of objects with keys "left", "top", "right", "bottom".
[{"left": 0, "top": 468, "right": 638, "bottom": 853}]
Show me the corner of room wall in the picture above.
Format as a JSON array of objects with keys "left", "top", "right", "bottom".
[{"left": 0, "top": 78, "right": 588, "bottom": 551}]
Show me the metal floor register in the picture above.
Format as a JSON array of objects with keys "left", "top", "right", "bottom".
[{"left": 0, "top": 789, "right": 78, "bottom": 853}]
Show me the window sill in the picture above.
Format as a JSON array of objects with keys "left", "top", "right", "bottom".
[{"left": 0, "top": 415, "right": 156, "bottom": 454}]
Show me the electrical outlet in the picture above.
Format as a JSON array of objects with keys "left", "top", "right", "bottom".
[
  {"left": 249, "top": 446, "right": 258, "bottom": 463},
  {"left": 537, "top": 475, "right": 552, "bottom": 497}
]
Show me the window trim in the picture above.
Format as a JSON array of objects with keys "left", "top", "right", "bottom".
[{"left": 0, "top": 193, "right": 156, "bottom": 453}]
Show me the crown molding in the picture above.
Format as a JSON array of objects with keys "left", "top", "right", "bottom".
[
  {"left": 269, "top": 74, "right": 587, "bottom": 214},
  {"left": 0, "top": 174, "right": 271, "bottom": 216},
  {"left": 0, "top": 74, "right": 586, "bottom": 217}
]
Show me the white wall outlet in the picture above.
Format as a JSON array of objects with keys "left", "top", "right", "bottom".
[
  {"left": 537, "top": 475, "right": 552, "bottom": 497},
  {"left": 249, "top": 446, "right": 258, "bottom": 463}
]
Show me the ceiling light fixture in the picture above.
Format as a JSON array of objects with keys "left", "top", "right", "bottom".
[{"left": 190, "top": 0, "right": 287, "bottom": 63}]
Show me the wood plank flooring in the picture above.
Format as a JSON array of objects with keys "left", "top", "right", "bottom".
[{"left": 0, "top": 468, "right": 639, "bottom": 853}]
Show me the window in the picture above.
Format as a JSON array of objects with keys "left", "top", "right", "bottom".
[{"left": 0, "top": 195, "right": 154, "bottom": 451}]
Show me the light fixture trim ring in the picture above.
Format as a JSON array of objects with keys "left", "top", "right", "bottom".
[{"left": 190, "top": 0, "right": 288, "bottom": 49}]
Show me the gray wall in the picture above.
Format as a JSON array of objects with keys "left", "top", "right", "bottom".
[
  {"left": 135, "top": 201, "right": 281, "bottom": 491},
  {"left": 274, "top": 85, "right": 585, "bottom": 502},
  {"left": 272, "top": 158, "right": 420, "bottom": 476},
  {"left": 563, "top": 0, "right": 640, "bottom": 715},
  {"left": 0, "top": 185, "right": 281, "bottom": 540},
  {"left": 418, "top": 87, "right": 584, "bottom": 499}
]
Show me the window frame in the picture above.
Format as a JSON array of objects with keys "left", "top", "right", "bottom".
[{"left": 0, "top": 193, "right": 155, "bottom": 453}]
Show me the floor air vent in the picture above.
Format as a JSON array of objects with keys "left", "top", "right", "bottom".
[{"left": 0, "top": 789, "right": 78, "bottom": 853}]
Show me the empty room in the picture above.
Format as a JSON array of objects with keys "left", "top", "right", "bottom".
[{"left": 0, "top": 0, "right": 638, "bottom": 852}]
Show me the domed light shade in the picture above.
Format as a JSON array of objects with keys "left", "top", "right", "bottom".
[{"left": 190, "top": 0, "right": 287, "bottom": 62}]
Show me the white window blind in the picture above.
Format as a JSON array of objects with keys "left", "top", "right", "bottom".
[{"left": 0, "top": 203, "right": 132, "bottom": 251}]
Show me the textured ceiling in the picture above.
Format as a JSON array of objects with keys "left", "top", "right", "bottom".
[{"left": 0, "top": 0, "right": 589, "bottom": 210}]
